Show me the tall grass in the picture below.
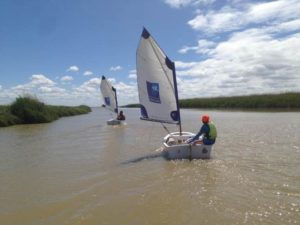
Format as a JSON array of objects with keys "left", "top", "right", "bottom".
[
  {"left": 0, "top": 105, "right": 21, "bottom": 127},
  {"left": 10, "top": 96, "right": 53, "bottom": 123},
  {"left": 0, "top": 96, "right": 91, "bottom": 127},
  {"left": 179, "top": 92, "right": 300, "bottom": 109}
]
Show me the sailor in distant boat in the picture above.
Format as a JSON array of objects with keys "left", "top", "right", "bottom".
[
  {"left": 117, "top": 110, "right": 126, "bottom": 121},
  {"left": 186, "top": 115, "right": 217, "bottom": 145}
]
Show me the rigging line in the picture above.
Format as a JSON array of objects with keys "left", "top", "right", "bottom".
[{"left": 161, "top": 123, "right": 170, "bottom": 134}]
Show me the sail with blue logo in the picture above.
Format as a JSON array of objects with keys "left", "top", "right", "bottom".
[
  {"left": 136, "top": 28, "right": 181, "bottom": 125},
  {"left": 100, "top": 76, "right": 118, "bottom": 114}
]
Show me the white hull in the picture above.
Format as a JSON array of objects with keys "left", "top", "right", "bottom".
[
  {"left": 162, "top": 132, "right": 212, "bottom": 160},
  {"left": 106, "top": 119, "right": 122, "bottom": 125}
]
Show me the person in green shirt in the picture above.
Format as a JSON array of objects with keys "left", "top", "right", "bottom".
[{"left": 187, "top": 115, "right": 217, "bottom": 145}]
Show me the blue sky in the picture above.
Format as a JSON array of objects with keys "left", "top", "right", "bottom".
[{"left": 0, "top": 0, "right": 299, "bottom": 106}]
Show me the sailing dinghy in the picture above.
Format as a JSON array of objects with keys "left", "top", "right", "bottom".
[
  {"left": 136, "top": 28, "right": 212, "bottom": 160},
  {"left": 100, "top": 76, "right": 122, "bottom": 125}
]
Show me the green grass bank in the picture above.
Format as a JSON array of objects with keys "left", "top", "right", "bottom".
[
  {"left": 125, "top": 92, "right": 300, "bottom": 110},
  {"left": 0, "top": 96, "right": 91, "bottom": 127}
]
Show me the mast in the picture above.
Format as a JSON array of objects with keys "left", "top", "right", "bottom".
[
  {"left": 112, "top": 86, "right": 118, "bottom": 114},
  {"left": 165, "top": 55, "right": 182, "bottom": 134},
  {"left": 172, "top": 60, "right": 182, "bottom": 135}
]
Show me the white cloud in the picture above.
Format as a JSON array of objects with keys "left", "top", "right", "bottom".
[
  {"left": 174, "top": 61, "right": 198, "bottom": 69},
  {"left": 60, "top": 75, "right": 73, "bottom": 82},
  {"left": 164, "top": 0, "right": 215, "bottom": 8},
  {"left": 179, "top": 39, "right": 216, "bottom": 54},
  {"left": 0, "top": 74, "right": 135, "bottom": 106},
  {"left": 114, "top": 81, "right": 138, "bottom": 104},
  {"left": 30, "top": 74, "right": 55, "bottom": 87},
  {"left": 12, "top": 84, "right": 32, "bottom": 92},
  {"left": 78, "top": 78, "right": 138, "bottom": 106},
  {"left": 188, "top": 7, "right": 246, "bottom": 33},
  {"left": 188, "top": 0, "right": 300, "bottom": 33},
  {"left": 75, "top": 78, "right": 101, "bottom": 93},
  {"left": 176, "top": 29, "right": 300, "bottom": 98},
  {"left": 110, "top": 66, "right": 122, "bottom": 71},
  {"left": 108, "top": 78, "right": 116, "bottom": 84},
  {"left": 128, "top": 70, "right": 137, "bottom": 79},
  {"left": 82, "top": 77, "right": 101, "bottom": 87},
  {"left": 38, "top": 86, "right": 53, "bottom": 93},
  {"left": 83, "top": 70, "right": 93, "bottom": 76},
  {"left": 38, "top": 86, "right": 66, "bottom": 94},
  {"left": 272, "top": 19, "right": 300, "bottom": 33},
  {"left": 247, "top": 0, "right": 300, "bottom": 23},
  {"left": 0, "top": 74, "right": 70, "bottom": 105},
  {"left": 67, "top": 65, "right": 79, "bottom": 72},
  {"left": 1, "top": 1, "right": 299, "bottom": 106},
  {"left": 168, "top": 0, "right": 300, "bottom": 98}
]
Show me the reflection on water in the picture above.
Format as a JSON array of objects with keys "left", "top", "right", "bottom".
[{"left": 0, "top": 108, "right": 299, "bottom": 225}]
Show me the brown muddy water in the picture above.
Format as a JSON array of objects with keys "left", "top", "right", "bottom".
[{"left": 0, "top": 108, "right": 299, "bottom": 225}]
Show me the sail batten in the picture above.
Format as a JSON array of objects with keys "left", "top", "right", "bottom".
[
  {"left": 100, "top": 76, "right": 118, "bottom": 114},
  {"left": 136, "top": 28, "right": 181, "bottom": 125}
]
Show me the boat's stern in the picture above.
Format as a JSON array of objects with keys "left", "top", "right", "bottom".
[
  {"left": 162, "top": 132, "right": 212, "bottom": 160},
  {"left": 107, "top": 119, "right": 121, "bottom": 125}
]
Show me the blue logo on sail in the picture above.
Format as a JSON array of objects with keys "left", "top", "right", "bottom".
[
  {"left": 146, "top": 81, "right": 161, "bottom": 103},
  {"left": 104, "top": 97, "right": 110, "bottom": 106}
]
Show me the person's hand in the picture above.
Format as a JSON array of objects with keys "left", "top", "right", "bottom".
[{"left": 186, "top": 138, "right": 192, "bottom": 144}]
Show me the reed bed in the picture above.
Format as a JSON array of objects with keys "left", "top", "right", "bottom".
[
  {"left": 0, "top": 96, "right": 91, "bottom": 127},
  {"left": 179, "top": 92, "right": 300, "bottom": 110}
]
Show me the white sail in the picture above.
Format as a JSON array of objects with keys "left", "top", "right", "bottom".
[
  {"left": 100, "top": 76, "right": 118, "bottom": 114},
  {"left": 136, "top": 28, "right": 181, "bottom": 124}
]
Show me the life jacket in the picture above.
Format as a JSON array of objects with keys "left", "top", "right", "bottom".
[{"left": 208, "top": 122, "right": 217, "bottom": 140}]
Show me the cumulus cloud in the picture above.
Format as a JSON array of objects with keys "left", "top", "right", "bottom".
[
  {"left": 30, "top": 74, "right": 55, "bottom": 87},
  {"left": 110, "top": 66, "right": 122, "bottom": 71},
  {"left": 0, "top": 74, "right": 70, "bottom": 104},
  {"left": 174, "top": 61, "right": 198, "bottom": 69},
  {"left": 38, "top": 86, "right": 66, "bottom": 94},
  {"left": 67, "top": 65, "right": 79, "bottom": 72},
  {"left": 270, "top": 19, "right": 300, "bottom": 33},
  {"left": 164, "top": 0, "right": 215, "bottom": 8},
  {"left": 60, "top": 75, "right": 73, "bottom": 82},
  {"left": 114, "top": 81, "right": 138, "bottom": 104},
  {"left": 163, "top": 0, "right": 300, "bottom": 98},
  {"left": 179, "top": 39, "right": 216, "bottom": 54},
  {"left": 187, "top": 0, "right": 300, "bottom": 34},
  {"left": 83, "top": 70, "right": 93, "bottom": 76},
  {"left": 128, "top": 70, "right": 137, "bottom": 79},
  {"left": 1, "top": 1, "right": 299, "bottom": 106},
  {"left": 176, "top": 30, "right": 300, "bottom": 98},
  {"left": 74, "top": 77, "right": 137, "bottom": 105},
  {"left": 0, "top": 72, "right": 137, "bottom": 106},
  {"left": 75, "top": 78, "right": 101, "bottom": 93}
]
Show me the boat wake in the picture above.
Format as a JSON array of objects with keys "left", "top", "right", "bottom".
[{"left": 122, "top": 148, "right": 167, "bottom": 164}]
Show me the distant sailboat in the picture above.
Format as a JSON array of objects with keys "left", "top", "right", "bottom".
[
  {"left": 136, "top": 28, "right": 212, "bottom": 159},
  {"left": 100, "top": 76, "right": 122, "bottom": 125}
]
